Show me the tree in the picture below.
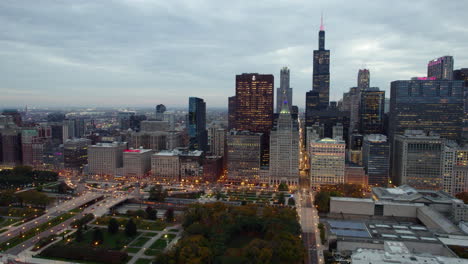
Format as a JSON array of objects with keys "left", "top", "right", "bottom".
[
  {"left": 57, "top": 182, "right": 70, "bottom": 194},
  {"left": 125, "top": 219, "right": 137, "bottom": 237},
  {"left": 314, "top": 191, "right": 331, "bottom": 213},
  {"left": 108, "top": 218, "right": 119, "bottom": 234},
  {"left": 278, "top": 182, "right": 289, "bottom": 192},
  {"left": 165, "top": 207, "right": 175, "bottom": 222},
  {"left": 145, "top": 206, "right": 157, "bottom": 220},
  {"left": 288, "top": 198, "right": 296, "bottom": 206},
  {"left": 92, "top": 229, "right": 104, "bottom": 245},
  {"left": 277, "top": 192, "right": 286, "bottom": 205},
  {"left": 149, "top": 185, "right": 167, "bottom": 202}
]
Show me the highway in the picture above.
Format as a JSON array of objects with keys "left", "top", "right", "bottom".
[
  {"left": 0, "top": 192, "right": 103, "bottom": 244},
  {"left": 4, "top": 190, "right": 135, "bottom": 256}
]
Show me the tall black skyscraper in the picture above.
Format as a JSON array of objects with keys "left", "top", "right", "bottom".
[
  {"left": 188, "top": 97, "right": 208, "bottom": 151},
  {"left": 312, "top": 15, "right": 330, "bottom": 110}
]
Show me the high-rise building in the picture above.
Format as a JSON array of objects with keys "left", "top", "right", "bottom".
[
  {"left": 442, "top": 142, "right": 468, "bottom": 195},
  {"left": 358, "top": 69, "right": 370, "bottom": 91},
  {"left": 87, "top": 142, "right": 127, "bottom": 176},
  {"left": 310, "top": 138, "right": 345, "bottom": 186},
  {"left": 155, "top": 104, "right": 166, "bottom": 121},
  {"left": 454, "top": 68, "right": 468, "bottom": 87},
  {"left": 63, "top": 138, "right": 91, "bottom": 171},
  {"left": 305, "top": 90, "right": 320, "bottom": 113},
  {"left": 228, "top": 96, "right": 236, "bottom": 130},
  {"left": 269, "top": 100, "right": 299, "bottom": 186},
  {"left": 234, "top": 73, "right": 273, "bottom": 166},
  {"left": 312, "top": 16, "right": 330, "bottom": 110},
  {"left": 276, "top": 67, "right": 293, "bottom": 113},
  {"left": 123, "top": 148, "right": 152, "bottom": 178},
  {"left": 210, "top": 128, "right": 226, "bottom": 157},
  {"left": 226, "top": 130, "right": 263, "bottom": 183},
  {"left": 389, "top": 79, "right": 464, "bottom": 142},
  {"left": 305, "top": 105, "right": 350, "bottom": 143},
  {"left": 359, "top": 88, "right": 385, "bottom": 134},
  {"left": 392, "top": 130, "right": 444, "bottom": 190},
  {"left": 427, "top": 56, "right": 454, "bottom": 80},
  {"left": 188, "top": 97, "right": 208, "bottom": 151},
  {"left": 234, "top": 73, "right": 274, "bottom": 134},
  {"left": 454, "top": 68, "right": 468, "bottom": 143},
  {"left": 1, "top": 129, "right": 22, "bottom": 166},
  {"left": 362, "top": 134, "right": 390, "bottom": 186}
]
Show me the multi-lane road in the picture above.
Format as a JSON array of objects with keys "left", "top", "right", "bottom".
[
  {"left": 297, "top": 191, "right": 324, "bottom": 264},
  {"left": 0, "top": 192, "right": 103, "bottom": 244}
]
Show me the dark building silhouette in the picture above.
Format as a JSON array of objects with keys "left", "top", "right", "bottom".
[
  {"left": 234, "top": 73, "right": 273, "bottom": 166},
  {"left": 428, "top": 56, "right": 454, "bottom": 80},
  {"left": 234, "top": 73, "right": 274, "bottom": 134},
  {"left": 312, "top": 16, "right": 330, "bottom": 110},
  {"left": 358, "top": 69, "right": 370, "bottom": 91},
  {"left": 188, "top": 97, "right": 208, "bottom": 151},
  {"left": 228, "top": 96, "right": 236, "bottom": 130},
  {"left": 389, "top": 79, "right": 464, "bottom": 142},
  {"left": 359, "top": 88, "right": 385, "bottom": 134},
  {"left": 155, "top": 104, "right": 166, "bottom": 121},
  {"left": 362, "top": 134, "right": 390, "bottom": 186}
]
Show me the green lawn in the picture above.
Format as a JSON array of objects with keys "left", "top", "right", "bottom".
[
  {"left": 149, "top": 234, "right": 176, "bottom": 250},
  {"left": 130, "top": 236, "right": 151, "bottom": 247},
  {"left": 68, "top": 227, "right": 139, "bottom": 250},
  {"left": 94, "top": 216, "right": 167, "bottom": 231},
  {"left": 168, "top": 228, "right": 179, "bottom": 232},
  {"left": 125, "top": 247, "right": 141, "bottom": 254},
  {"left": 135, "top": 258, "right": 153, "bottom": 264},
  {"left": 0, "top": 218, "right": 18, "bottom": 228},
  {"left": 144, "top": 248, "right": 161, "bottom": 256}
]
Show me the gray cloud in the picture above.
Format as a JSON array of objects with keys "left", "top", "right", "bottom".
[{"left": 0, "top": 0, "right": 467, "bottom": 108}]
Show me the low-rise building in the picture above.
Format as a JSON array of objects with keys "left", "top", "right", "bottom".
[{"left": 123, "top": 148, "right": 152, "bottom": 178}]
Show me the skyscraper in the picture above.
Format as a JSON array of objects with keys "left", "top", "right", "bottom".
[
  {"left": 358, "top": 69, "right": 370, "bottom": 91},
  {"left": 234, "top": 73, "right": 273, "bottom": 166},
  {"left": 188, "top": 97, "right": 208, "bottom": 151},
  {"left": 392, "top": 130, "right": 444, "bottom": 190},
  {"left": 155, "top": 104, "right": 166, "bottom": 121},
  {"left": 310, "top": 138, "right": 345, "bottom": 186},
  {"left": 276, "top": 67, "right": 293, "bottom": 113},
  {"left": 427, "top": 56, "right": 454, "bottom": 80},
  {"left": 389, "top": 79, "right": 464, "bottom": 142},
  {"left": 226, "top": 130, "right": 263, "bottom": 183},
  {"left": 269, "top": 97, "right": 299, "bottom": 186},
  {"left": 362, "top": 134, "right": 389, "bottom": 186},
  {"left": 234, "top": 73, "right": 274, "bottom": 134},
  {"left": 228, "top": 96, "right": 236, "bottom": 130},
  {"left": 359, "top": 88, "right": 385, "bottom": 134},
  {"left": 312, "top": 15, "right": 330, "bottom": 110}
]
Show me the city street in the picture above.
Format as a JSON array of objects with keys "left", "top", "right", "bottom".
[{"left": 297, "top": 191, "right": 324, "bottom": 264}]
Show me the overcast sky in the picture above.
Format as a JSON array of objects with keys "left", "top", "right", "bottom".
[{"left": 0, "top": 0, "right": 467, "bottom": 109}]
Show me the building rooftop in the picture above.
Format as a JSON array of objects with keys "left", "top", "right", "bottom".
[
  {"left": 372, "top": 185, "right": 456, "bottom": 204},
  {"left": 91, "top": 142, "right": 126, "bottom": 148},
  {"left": 123, "top": 148, "right": 152, "bottom": 154},
  {"left": 153, "top": 149, "right": 203, "bottom": 157},
  {"left": 313, "top": 137, "right": 345, "bottom": 144},
  {"left": 331, "top": 197, "right": 373, "bottom": 203},
  {"left": 352, "top": 241, "right": 466, "bottom": 264}
]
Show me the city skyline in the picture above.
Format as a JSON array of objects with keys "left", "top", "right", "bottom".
[{"left": 1, "top": 1, "right": 467, "bottom": 108}]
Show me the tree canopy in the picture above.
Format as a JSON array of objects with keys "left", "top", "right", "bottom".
[{"left": 156, "top": 203, "right": 305, "bottom": 264}]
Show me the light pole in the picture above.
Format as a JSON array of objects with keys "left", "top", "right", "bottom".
[{"left": 164, "top": 234, "right": 168, "bottom": 249}]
